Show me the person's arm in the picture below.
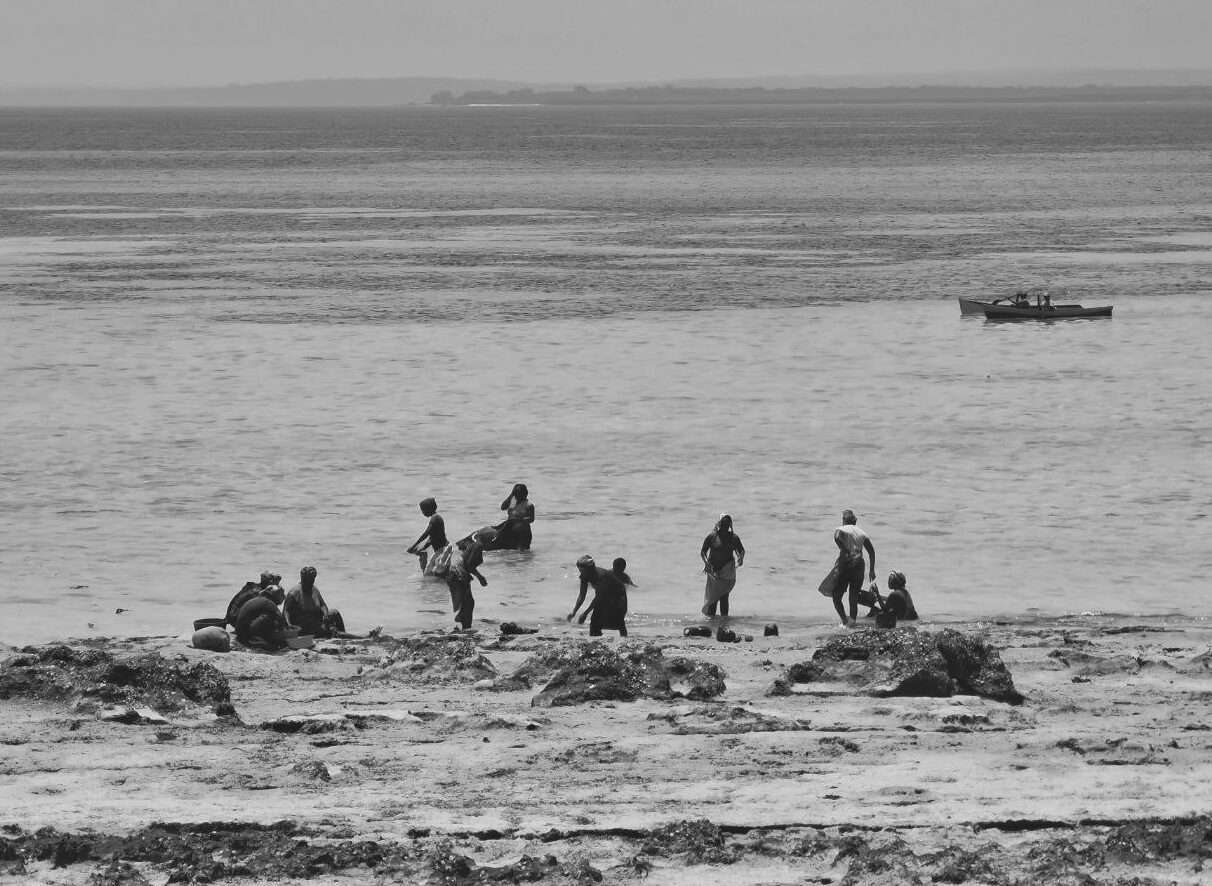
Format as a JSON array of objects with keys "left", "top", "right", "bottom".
[
  {"left": 522, "top": 502, "right": 535, "bottom": 524},
  {"left": 701, "top": 535, "right": 715, "bottom": 572},
  {"left": 834, "top": 529, "right": 845, "bottom": 553},
  {"left": 864, "top": 538, "right": 876, "bottom": 581},
  {"left": 567, "top": 577, "right": 590, "bottom": 621},
  {"left": 406, "top": 527, "right": 431, "bottom": 554},
  {"left": 468, "top": 565, "right": 487, "bottom": 586},
  {"left": 577, "top": 596, "right": 596, "bottom": 624},
  {"left": 500, "top": 493, "right": 513, "bottom": 511},
  {"left": 734, "top": 536, "right": 745, "bottom": 567}
]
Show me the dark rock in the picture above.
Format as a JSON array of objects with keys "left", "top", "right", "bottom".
[
  {"left": 764, "top": 623, "right": 779, "bottom": 636},
  {"left": 776, "top": 628, "right": 1023, "bottom": 704},
  {"left": 361, "top": 635, "right": 497, "bottom": 685},
  {"left": 683, "top": 626, "right": 712, "bottom": 637},
  {"left": 0, "top": 646, "right": 231, "bottom": 716},
  {"left": 519, "top": 642, "right": 726, "bottom": 707},
  {"left": 640, "top": 819, "right": 738, "bottom": 864},
  {"left": 499, "top": 622, "right": 538, "bottom": 635},
  {"left": 715, "top": 627, "right": 739, "bottom": 643}
]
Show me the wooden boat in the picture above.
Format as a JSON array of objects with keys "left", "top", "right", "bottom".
[
  {"left": 983, "top": 303, "right": 1113, "bottom": 320},
  {"left": 959, "top": 287, "right": 1083, "bottom": 317}
]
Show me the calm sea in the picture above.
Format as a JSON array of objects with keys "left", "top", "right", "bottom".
[{"left": 2, "top": 102, "right": 1210, "bottom": 645}]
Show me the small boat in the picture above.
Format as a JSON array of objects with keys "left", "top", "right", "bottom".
[
  {"left": 983, "top": 303, "right": 1112, "bottom": 320},
  {"left": 958, "top": 287, "right": 1082, "bottom": 317}
]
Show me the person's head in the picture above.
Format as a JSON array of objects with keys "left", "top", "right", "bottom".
[
  {"left": 419, "top": 497, "right": 437, "bottom": 517},
  {"left": 259, "top": 570, "right": 281, "bottom": 588},
  {"left": 612, "top": 557, "right": 627, "bottom": 574},
  {"left": 260, "top": 585, "right": 286, "bottom": 606},
  {"left": 887, "top": 571, "right": 907, "bottom": 591},
  {"left": 512, "top": 483, "right": 528, "bottom": 500},
  {"left": 842, "top": 509, "right": 857, "bottom": 525},
  {"left": 575, "top": 555, "right": 595, "bottom": 576},
  {"left": 716, "top": 513, "right": 733, "bottom": 533},
  {"left": 300, "top": 565, "right": 317, "bottom": 588}
]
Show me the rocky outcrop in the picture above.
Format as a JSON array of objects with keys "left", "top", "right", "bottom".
[
  {"left": 773, "top": 628, "right": 1023, "bottom": 704},
  {"left": 496, "top": 641, "right": 726, "bottom": 707},
  {"left": 358, "top": 634, "right": 497, "bottom": 684},
  {"left": 0, "top": 645, "right": 231, "bottom": 715}
]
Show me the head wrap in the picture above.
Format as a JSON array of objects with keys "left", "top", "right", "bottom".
[
  {"left": 887, "top": 571, "right": 906, "bottom": 590},
  {"left": 575, "top": 555, "right": 595, "bottom": 570},
  {"left": 301, "top": 565, "right": 317, "bottom": 578}
]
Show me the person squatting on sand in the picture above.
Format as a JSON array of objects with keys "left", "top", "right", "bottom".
[
  {"left": 700, "top": 513, "right": 745, "bottom": 617},
  {"left": 446, "top": 537, "right": 488, "bottom": 630},
  {"left": 234, "top": 587, "right": 288, "bottom": 650},
  {"left": 493, "top": 482, "right": 535, "bottom": 550},
  {"left": 284, "top": 566, "right": 347, "bottom": 639},
  {"left": 831, "top": 509, "right": 876, "bottom": 628},
  {"left": 407, "top": 497, "right": 447, "bottom": 572},
  {"left": 224, "top": 570, "right": 284, "bottom": 629},
  {"left": 568, "top": 555, "right": 632, "bottom": 637}
]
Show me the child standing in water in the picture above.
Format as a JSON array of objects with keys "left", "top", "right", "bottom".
[{"left": 407, "top": 497, "right": 448, "bottom": 572}]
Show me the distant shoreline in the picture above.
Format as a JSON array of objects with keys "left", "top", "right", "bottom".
[{"left": 4, "top": 82, "right": 1212, "bottom": 109}]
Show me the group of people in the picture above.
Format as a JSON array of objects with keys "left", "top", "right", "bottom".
[
  {"left": 222, "top": 566, "right": 351, "bottom": 650},
  {"left": 404, "top": 484, "right": 917, "bottom": 636}
]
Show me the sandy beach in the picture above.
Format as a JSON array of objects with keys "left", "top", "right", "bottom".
[{"left": 1, "top": 614, "right": 1209, "bottom": 884}]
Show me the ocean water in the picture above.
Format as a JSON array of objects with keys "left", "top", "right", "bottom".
[{"left": 1, "top": 102, "right": 1210, "bottom": 645}]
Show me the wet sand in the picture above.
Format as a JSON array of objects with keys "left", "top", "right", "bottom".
[{"left": 2, "top": 614, "right": 1209, "bottom": 884}]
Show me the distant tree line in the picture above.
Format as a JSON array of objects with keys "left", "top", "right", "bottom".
[{"left": 430, "top": 84, "right": 1212, "bottom": 106}]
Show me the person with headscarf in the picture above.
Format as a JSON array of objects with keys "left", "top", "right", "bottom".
[
  {"left": 568, "top": 555, "right": 631, "bottom": 637},
  {"left": 700, "top": 514, "right": 745, "bottom": 617},
  {"left": 283, "top": 566, "right": 346, "bottom": 638},
  {"left": 407, "top": 497, "right": 448, "bottom": 572},
  {"left": 234, "top": 587, "right": 288, "bottom": 650},
  {"left": 224, "top": 570, "right": 284, "bottom": 629},
  {"left": 492, "top": 483, "right": 535, "bottom": 550}
]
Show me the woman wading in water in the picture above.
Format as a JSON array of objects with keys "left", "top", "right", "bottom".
[{"left": 700, "top": 513, "right": 745, "bottom": 617}]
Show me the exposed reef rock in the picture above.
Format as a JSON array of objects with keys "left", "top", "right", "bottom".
[
  {"left": 495, "top": 641, "right": 726, "bottom": 706},
  {"left": 0, "top": 645, "right": 231, "bottom": 715},
  {"left": 772, "top": 628, "right": 1023, "bottom": 704}
]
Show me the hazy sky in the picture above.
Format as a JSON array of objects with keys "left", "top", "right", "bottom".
[{"left": 3, "top": 0, "right": 1209, "bottom": 88}]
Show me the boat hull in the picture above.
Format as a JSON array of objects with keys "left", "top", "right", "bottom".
[{"left": 983, "top": 305, "right": 1113, "bottom": 320}]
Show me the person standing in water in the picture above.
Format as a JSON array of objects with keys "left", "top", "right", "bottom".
[
  {"left": 495, "top": 483, "right": 535, "bottom": 550},
  {"left": 568, "top": 555, "right": 630, "bottom": 637},
  {"left": 407, "top": 497, "right": 448, "bottom": 571},
  {"left": 831, "top": 509, "right": 876, "bottom": 627},
  {"left": 447, "top": 537, "right": 488, "bottom": 630},
  {"left": 701, "top": 514, "right": 745, "bottom": 617}
]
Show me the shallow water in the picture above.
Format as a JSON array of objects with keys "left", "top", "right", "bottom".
[{"left": 1, "top": 103, "right": 1210, "bottom": 644}]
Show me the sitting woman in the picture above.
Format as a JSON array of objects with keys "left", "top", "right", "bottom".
[
  {"left": 884, "top": 571, "right": 919, "bottom": 621},
  {"left": 283, "top": 566, "right": 347, "bottom": 638},
  {"left": 492, "top": 483, "right": 535, "bottom": 550}
]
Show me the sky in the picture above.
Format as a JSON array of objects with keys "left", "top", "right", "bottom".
[{"left": 2, "top": 0, "right": 1210, "bottom": 88}]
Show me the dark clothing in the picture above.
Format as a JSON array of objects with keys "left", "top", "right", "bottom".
[
  {"left": 886, "top": 587, "right": 919, "bottom": 620},
  {"left": 283, "top": 584, "right": 344, "bottom": 638},
  {"left": 832, "top": 558, "right": 866, "bottom": 622},
  {"left": 427, "top": 514, "right": 448, "bottom": 550},
  {"left": 225, "top": 582, "right": 262, "bottom": 627},
  {"left": 701, "top": 530, "right": 744, "bottom": 572},
  {"left": 235, "top": 596, "right": 285, "bottom": 647},
  {"left": 583, "top": 566, "right": 628, "bottom": 636},
  {"left": 446, "top": 540, "right": 485, "bottom": 630}
]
